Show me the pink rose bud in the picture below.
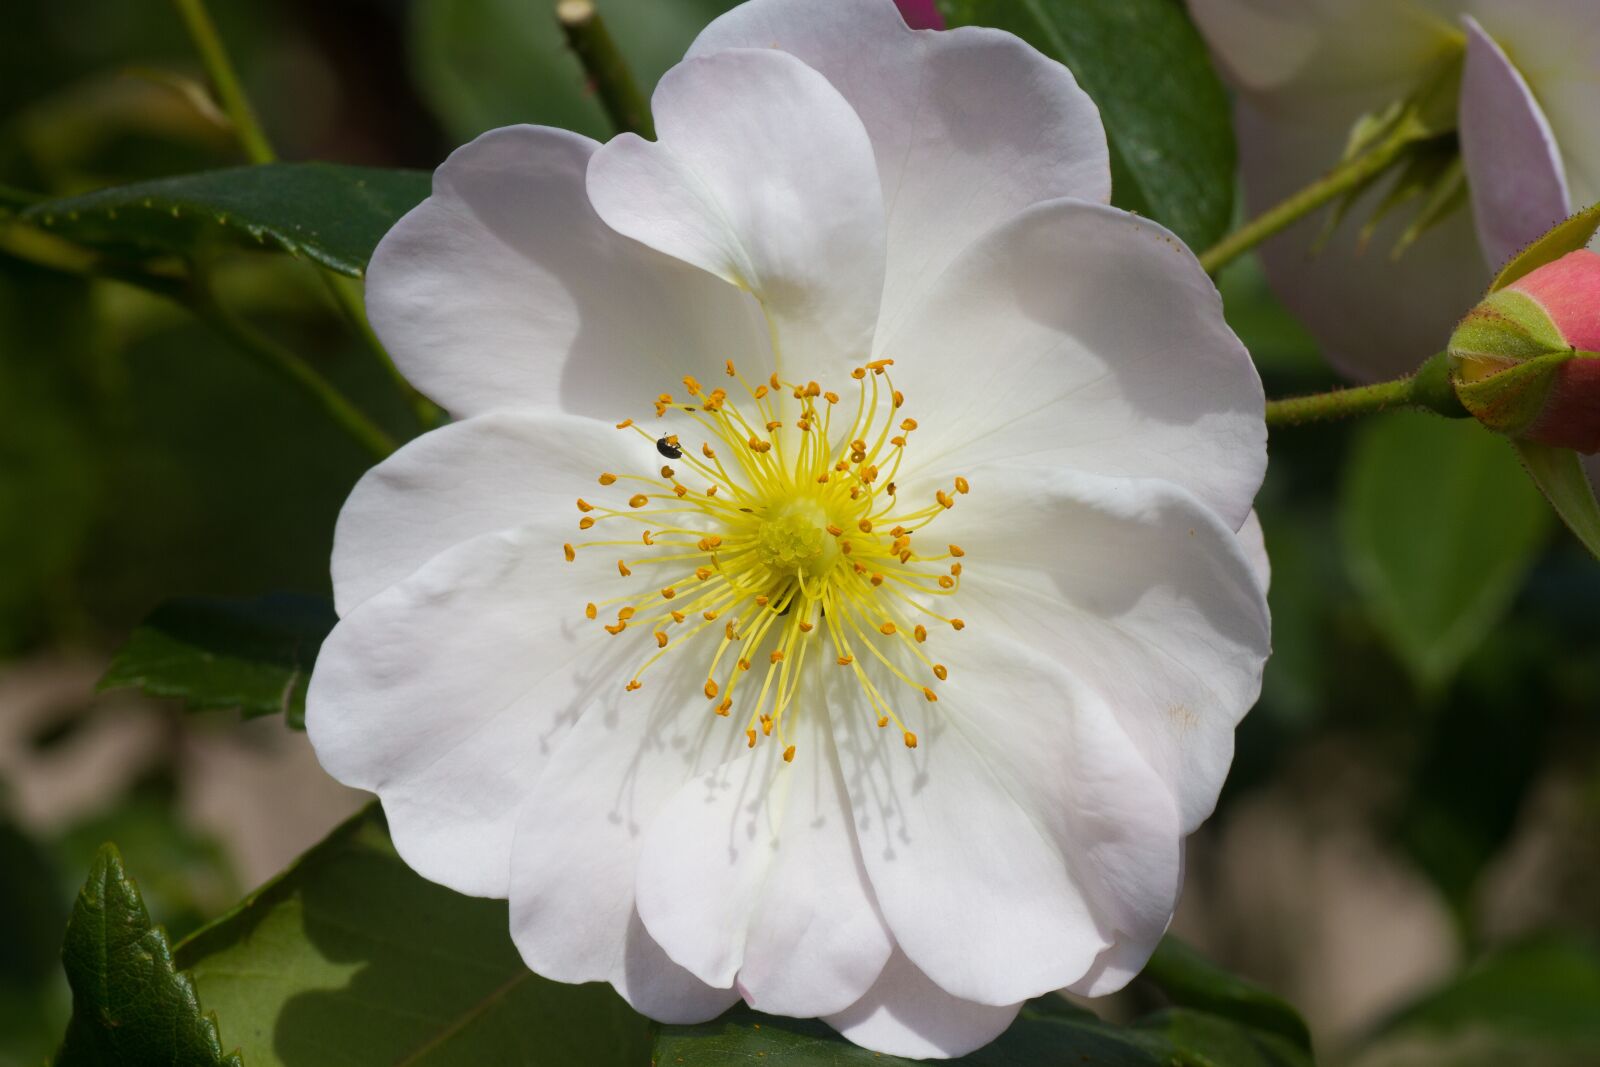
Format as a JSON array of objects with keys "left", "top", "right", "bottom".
[
  {"left": 895, "top": 0, "right": 945, "bottom": 30},
  {"left": 1449, "top": 249, "right": 1600, "bottom": 453}
]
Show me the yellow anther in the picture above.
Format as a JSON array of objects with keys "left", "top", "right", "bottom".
[
  {"left": 954, "top": 476, "right": 970, "bottom": 494},
  {"left": 696, "top": 567, "right": 713, "bottom": 581},
  {"left": 949, "top": 544, "right": 965, "bottom": 557},
  {"left": 798, "top": 620, "right": 814, "bottom": 633},
  {"left": 703, "top": 609, "right": 719, "bottom": 620},
  {"left": 890, "top": 536, "right": 910, "bottom": 555},
  {"left": 747, "top": 729, "right": 757, "bottom": 748},
  {"left": 674, "top": 484, "right": 688, "bottom": 498},
  {"left": 936, "top": 490, "right": 953, "bottom": 509},
  {"left": 658, "top": 393, "right": 673, "bottom": 405},
  {"left": 585, "top": 603, "right": 598, "bottom": 620},
  {"left": 599, "top": 472, "right": 617, "bottom": 485},
  {"left": 871, "top": 573, "right": 885, "bottom": 586},
  {"left": 765, "top": 419, "right": 782, "bottom": 431},
  {"left": 717, "top": 698, "right": 733, "bottom": 715},
  {"left": 707, "top": 485, "right": 719, "bottom": 496},
  {"left": 914, "top": 625, "right": 928, "bottom": 643},
  {"left": 642, "top": 530, "right": 655, "bottom": 545},
  {"left": 850, "top": 487, "right": 862, "bottom": 499},
  {"left": 797, "top": 418, "right": 811, "bottom": 431},
  {"left": 783, "top": 745, "right": 796, "bottom": 763},
  {"left": 861, "top": 465, "right": 878, "bottom": 483},
  {"left": 938, "top": 576, "right": 955, "bottom": 589},
  {"left": 755, "top": 595, "right": 769, "bottom": 606},
  {"left": 660, "top": 465, "right": 675, "bottom": 478},
  {"left": 617, "top": 559, "right": 632, "bottom": 577},
  {"left": 824, "top": 391, "right": 840, "bottom": 403},
  {"left": 577, "top": 498, "right": 594, "bottom": 512},
  {"left": 951, "top": 618, "right": 966, "bottom": 630},
  {"left": 628, "top": 493, "right": 649, "bottom": 508},
  {"left": 770, "top": 650, "right": 785, "bottom": 664},
  {"left": 705, "top": 679, "right": 720, "bottom": 699},
  {"left": 738, "top": 658, "right": 751, "bottom": 671},
  {"left": 615, "top": 418, "right": 633, "bottom": 429},
  {"left": 579, "top": 516, "right": 596, "bottom": 530},
  {"left": 751, "top": 438, "right": 772, "bottom": 453},
  {"left": 661, "top": 587, "right": 676, "bottom": 599},
  {"left": 852, "top": 367, "right": 867, "bottom": 380},
  {"left": 900, "top": 418, "right": 918, "bottom": 431},
  {"left": 838, "top": 655, "right": 855, "bottom": 666},
  {"left": 826, "top": 524, "right": 843, "bottom": 537},
  {"left": 899, "top": 550, "right": 913, "bottom": 564},
  {"left": 804, "top": 381, "right": 821, "bottom": 397},
  {"left": 851, "top": 438, "right": 868, "bottom": 453},
  {"left": 563, "top": 543, "right": 575, "bottom": 562},
  {"left": 858, "top": 518, "right": 873, "bottom": 533},
  {"left": 618, "top": 607, "right": 636, "bottom": 621},
  {"left": 879, "top": 622, "right": 897, "bottom": 636},
  {"left": 725, "top": 620, "right": 740, "bottom": 641},
  {"left": 904, "top": 730, "right": 918, "bottom": 748},
  {"left": 654, "top": 631, "right": 669, "bottom": 648},
  {"left": 933, "top": 664, "right": 948, "bottom": 681},
  {"left": 867, "top": 358, "right": 895, "bottom": 371},
  {"left": 817, "top": 473, "right": 830, "bottom": 484},
  {"left": 892, "top": 389, "right": 905, "bottom": 407},
  {"left": 769, "top": 372, "right": 781, "bottom": 389},
  {"left": 891, "top": 436, "right": 906, "bottom": 448},
  {"left": 754, "top": 384, "right": 769, "bottom": 400},
  {"left": 671, "top": 610, "right": 686, "bottom": 623},
  {"left": 886, "top": 482, "right": 897, "bottom": 495},
  {"left": 761, "top": 718, "right": 774, "bottom": 736},
  {"left": 625, "top": 680, "right": 642, "bottom": 691},
  {"left": 922, "top": 687, "right": 937, "bottom": 702},
  {"left": 605, "top": 621, "right": 627, "bottom": 635},
  {"left": 841, "top": 541, "right": 853, "bottom": 555},
  {"left": 682, "top": 375, "right": 702, "bottom": 394},
  {"left": 702, "top": 442, "right": 716, "bottom": 458}
]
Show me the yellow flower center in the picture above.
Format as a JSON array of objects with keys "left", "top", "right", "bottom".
[{"left": 562, "top": 360, "right": 969, "bottom": 764}]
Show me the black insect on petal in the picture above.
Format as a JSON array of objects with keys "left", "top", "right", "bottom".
[{"left": 656, "top": 436, "right": 684, "bottom": 459}]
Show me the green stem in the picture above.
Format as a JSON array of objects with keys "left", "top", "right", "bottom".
[
  {"left": 189, "top": 277, "right": 398, "bottom": 460},
  {"left": 1265, "top": 351, "right": 1468, "bottom": 428},
  {"left": 557, "top": 0, "right": 655, "bottom": 138},
  {"left": 171, "top": 0, "right": 274, "bottom": 165},
  {"left": 1198, "top": 120, "right": 1427, "bottom": 276}
]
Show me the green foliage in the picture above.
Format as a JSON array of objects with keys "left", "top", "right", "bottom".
[
  {"left": 100, "top": 594, "right": 337, "bottom": 728},
  {"left": 411, "top": 0, "right": 740, "bottom": 143},
  {"left": 1341, "top": 415, "right": 1552, "bottom": 693},
  {"left": 20, "top": 163, "right": 430, "bottom": 277},
  {"left": 56, "top": 844, "right": 242, "bottom": 1067},
  {"left": 1141, "top": 938, "right": 1312, "bottom": 1052},
  {"left": 940, "top": 0, "right": 1236, "bottom": 250},
  {"left": 172, "top": 805, "right": 653, "bottom": 1067},
  {"left": 1513, "top": 440, "right": 1600, "bottom": 560}
]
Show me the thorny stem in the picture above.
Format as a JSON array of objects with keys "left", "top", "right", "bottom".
[
  {"left": 557, "top": 0, "right": 656, "bottom": 138},
  {"left": 1265, "top": 352, "right": 1468, "bottom": 428},
  {"left": 1198, "top": 119, "right": 1431, "bottom": 276}
]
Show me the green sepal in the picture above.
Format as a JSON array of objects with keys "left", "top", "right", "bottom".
[
  {"left": 1454, "top": 349, "right": 1574, "bottom": 437},
  {"left": 1490, "top": 200, "right": 1600, "bottom": 291},
  {"left": 1512, "top": 439, "right": 1600, "bottom": 560},
  {"left": 56, "top": 845, "right": 242, "bottom": 1067}
]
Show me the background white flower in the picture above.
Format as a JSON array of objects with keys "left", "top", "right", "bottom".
[
  {"left": 1188, "top": 0, "right": 1600, "bottom": 384},
  {"left": 306, "top": 0, "right": 1270, "bottom": 1057}
]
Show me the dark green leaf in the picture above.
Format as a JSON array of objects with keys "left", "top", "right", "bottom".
[
  {"left": 1341, "top": 415, "right": 1551, "bottom": 693},
  {"left": 1142, "top": 938, "right": 1312, "bottom": 1051},
  {"left": 941, "top": 0, "right": 1236, "bottom": 249},
  {"left": 411, "top": 0, "right": 739, "bottom": 144},
  {"left": 1513, "top": 440, "right": 1600, "bottom": 560},
  {"left": 1358, "top": 938, "right": 1600, "bottom": 1066},
  {"left": 1132, "top": 1008, "right": 1311, "bottom": 1067},
  {"left": 172, "top": 805, "right": 652, "bottom": 1067},
  {"left": 19, "top": 163, "right": 430, "bottom": 277},
  {"left": 99, "top": 594, "right": 337, "bottom": 729},
  {"left": 56, "top": 844, "right": 242, "bottom": 1067}
]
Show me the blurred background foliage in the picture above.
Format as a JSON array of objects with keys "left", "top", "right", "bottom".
[{"left": 0, "top": 0, "right": 1597, "bottom": 1064}]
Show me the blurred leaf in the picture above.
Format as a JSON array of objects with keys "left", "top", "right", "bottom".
[
  {"left": 1141, "top": 938, "right": 1312, "bottom": 1051},
  {"left": 100, "top": 594, "right": 336, "bottom": 729},
  {"left": 1491, "top": 201, "right": 1600, "bottom": 291},
  {"left": 19, "top": 163, "right": 429, "bottom": 276},
  {"left": 411, "top": 0, "right": 739, "bottom": 143},
  {"left": 941, "top": 0, "right": 1235, "bottom": 249},
  {"left": 56, "top": 844, "right": 242, "bottom": 1067},
  {"left": 1355, "top": 938, "right": 1600, "bottom": 1067},
  {"left": 1513, "top": 440, "right": 1600, "bottom": 560},
  {"left": 1341, "top": 415, "right": 1551, "bottom": 693},
  {"left": 172, "top": 805, "right": 651, "bottom": 1067},
  {"left": 1131, "top": 1008, "right": 1312, "bottom": 1067}
]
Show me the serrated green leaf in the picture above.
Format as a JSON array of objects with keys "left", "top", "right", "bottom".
[
  {"left": 56, "top": 844, "right": 242, "bottom": 1067},
  {"left": 172, "top": 805, "right": 651, "bottom": 1067},
  {"left": 99, "top": 594, "right": 337, "bottom": 729},
  {"left": 1142, "top": 938, "right": 1312, "bottom": 1052},
  {"left": 1490, "top": 201, "right": 1600, "bottom": 291},
  {"left": 19, "top": 163, "right": 429, "bottom": 277},
  {"left": 1341, "top": 415, "right": 1551, "bottom": 693},
  {"left": 1513, "top": 440, "right": 1600, "bottom": 560},
  {"left": 940, "top": 0, "right": 1235, "bottom": 250}
]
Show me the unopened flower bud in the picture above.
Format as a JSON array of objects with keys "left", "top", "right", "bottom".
[{"left": 1449, "top": 249, "right": 1600, "bottom": 452}]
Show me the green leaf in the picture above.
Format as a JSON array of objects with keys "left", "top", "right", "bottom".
[
  {"left": 1341, "top": 415, "right": 1552, "bottom": 693},
  {"left": 19, "top": 163, "right": 430, "bottom": 277},
  {"left": 172, "top": 805, "right": 652, "bottom": 1067},
  {"left": 56, "top": 844, "right": 242, "bottom": 1067},
  {"left": 1513, "top": 439, "right": 1600, "bottom": 560},
  {"left": 940, "top": 0, "right": 1236, "bottom": 250},
  {"left": 1359, "top": 938, "right": 1600, "bottom": 1066},
  {"left": 1490, "top": 201, "right": 1600, "bottom": 291},
  {"left": 99, "top": 594, "right": 337, "bottom": 729},
  {"left": 1141, "top": 938, "right": 1312, "bottom": 1051},
  {"left": 1131, "top": 1008, "right": 1311, "bottom": 1067},
  {"left": 411, "top": 0, "right": 739, "bottom": 144}
]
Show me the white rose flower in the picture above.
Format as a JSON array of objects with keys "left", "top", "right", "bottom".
[
  {"left": 1188, "top": 0, "right": 1600, "bottom": 382},
  {"left": 306, "top": 0, "right": 1271, "bottom": 1057}
]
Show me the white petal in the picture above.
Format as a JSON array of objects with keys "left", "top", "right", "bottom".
[
  {"left": 1459, "top": 15, "right": 1571, "bottom": 270},
  {"left": 635, "top": 685, "right": 892, "bottom": 1017},
  {"left": 829, "top": 633, "right": 1183, "bottom": 1006},
  {"left": 1234, "top": 100, "right": 1487, "bottom": 381},
  {"left": 885, "top": 198, "right": 1264, "bottom": 531},
  {"left": 688, "top": 0, "right": 1110, "bottom": 345},
  {"left": 307, "top": 523, "right": 629, "bottom": 898},
  {"left": 587, "top": 49, "right": 884, "bottom": 377},
  {"left": 365, "top": 125, "right": 768, "bottom": 420},
  {"left": 937, "top": 466, "right": 1270, "bottom": 833},
  {"left": 1239, "top": 509, "right": 1272, "bottom": 594},
  {"left": 331, "top": 411, "right": 652, "bottom": 616},
  {"left": 824, "top": 948, "right": 1022, "bottom": 1060},
  {"left": 508, "top": 646, "right": 745, "bottom": 1019}
]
